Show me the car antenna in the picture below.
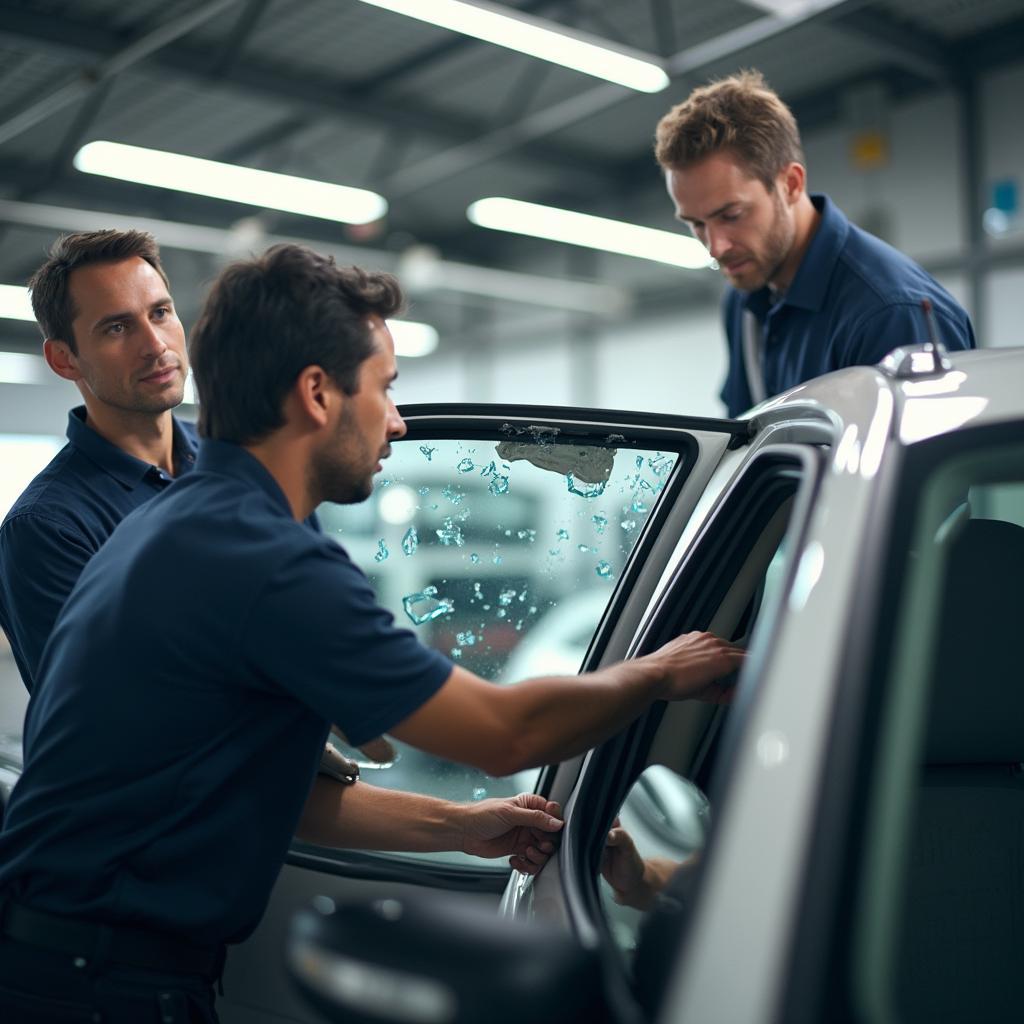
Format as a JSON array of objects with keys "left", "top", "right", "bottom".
[{"left": 921, "top": 297, "right": 942, "bottom": 352}]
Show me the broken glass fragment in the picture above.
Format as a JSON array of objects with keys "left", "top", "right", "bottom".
[
  {"left": 418, "top": 486, "right": 430, "bottom": 496},
  {"left": 493, "top": 554, "right": 503, "bottom": 565},
  {"left": 498, "top": 588, "right": 517, "bottom": 606},
  {"left": 471, "top": 582, "right": 483, "bottom": 603},
  {"left": 516, "top": 528, "right": 536, "bottom": 542},
  {"left": 402, "top": 586, "right": 454, "bottom": 625},
  {"left": 620, "top": 519, "right": 636, "bottom": 532},
  {"left": 456, "top": 458, "right": 475, "bottom": 473},
  {"left": 450, "top": 647, "right": 462, "bottom": 659},
  {"left": 488, "top": 474, "right": 510, "bottom": 496},
  {"left": 419, "top": 445, "right": 437, "bottom": 461},
  {"left": 631, "top": 499, "right": 648, "bottom": 514},
  {"left": 578, "top": 543, "right": 596, "bottom": 553},
  {"left": 378, "top": 477, "right": 392, "bottom": 488},
  {"left": 472, "top": 786, "right": 487, "bottom": 801},
  {"left": 595, "top": 560, "right": 614, "bottom": 580},
  {"left": 401, "top": 526, "right": 419, "bottom": 556},
  {"left": 592, "top": 513, "right": 608, "bottom": 534},
  {"left": 456, "top": 630, "right": 477, "bottom": 646},
  {"left": 556, "top": 528, "right": 569, "bottom": 541},
  {"left": 635, "top": 455, "right": 643, "bottom": 469},
  {"left": 441, "top": 484, "right": 464, "bottom": 505},
  {"left": 374, "top": 539, "right": 389, "bottom": 562},
  {"left": 478, "top": 460, "right": 497, "bottom": 478},
  {"left": 648, "top": 453, "right": 672, "bottom": 475},
  {"left": 470, "top": 553, "right": 481, "bottom": 564},
  {"left": 567, "top": 473, "right": 606, "bottom": 498},
  {"left": 435, "top": 517, "right": 465, "bottom": 547},
  {"left": 497, "top": 441, "right": 613, "bottom": 484}
]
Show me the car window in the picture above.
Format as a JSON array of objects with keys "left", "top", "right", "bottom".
[
  {"left": 841, "top": 435, "right": 1024, "bottom": 1024},
  {"left": 597, "top": 512, "right": 792, "bottom": 965},
  {"left": 316, "top": 434, "right": 680, "bottom": 865}
]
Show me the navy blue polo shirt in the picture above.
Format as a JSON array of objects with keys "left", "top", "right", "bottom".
[
  {"left": 720, "top": 194, "right": 976, "bottom": 416},
  {"left": 0, "top": 407, "right": 198, "bottom": 692},
  {"left": 0, "top": 440, "right": 451, "bottom": 945}
]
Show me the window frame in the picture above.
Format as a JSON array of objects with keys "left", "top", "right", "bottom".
[
  {"left": 555, "top": 442, "right": 825, "bottom": 1022},
  {"left": 286, "top": 403, "right": 742, "bottom": 883}
]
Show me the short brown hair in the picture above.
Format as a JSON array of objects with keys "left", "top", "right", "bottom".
[
  {"left": 654, "top": 70, "right": 804, "bottom": 189},
  {"left": 27, "top": 230, "right": 169, "bottom": 354},
  {"left": 189, "top": 243, "right": 404, "bottom": 445}
]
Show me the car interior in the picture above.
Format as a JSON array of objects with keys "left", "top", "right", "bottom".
[{"left": 892, "top": 510, "right": 1024, "bottom": 1021}]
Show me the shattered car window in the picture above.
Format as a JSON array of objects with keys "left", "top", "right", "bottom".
[{"left": 316, "top": 432, "right": 677, "bottom": 823}]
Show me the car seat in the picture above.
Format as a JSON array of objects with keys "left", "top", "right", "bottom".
[{"left": 893, "top": 517, "right": 1024, "bottom": 1022}]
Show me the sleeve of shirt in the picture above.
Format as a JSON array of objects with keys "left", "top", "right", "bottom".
[
  {"left": 0, "top": 512, "right": 94, "bottom": 691},
  {"left": 241, "top": 543, "right": 453, "bottom": 747},
  {"left": 842, "top": 301, "right": 974, "bottom": 368}
]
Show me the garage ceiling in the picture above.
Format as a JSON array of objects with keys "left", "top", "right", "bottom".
[{"left": 1, "top": 0, "right": 1022, "bottom": 355}]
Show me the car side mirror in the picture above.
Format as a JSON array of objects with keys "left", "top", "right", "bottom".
[{"left": 287, "top": 891, "right": 610, "bottom": 1024}]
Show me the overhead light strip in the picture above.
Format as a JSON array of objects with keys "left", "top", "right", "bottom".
[
  {"left": 356, "top": 0, "right": 669, "bottom": 93},
  {"left": 388, "top": 320, "right": 439, "bottom": 358},
  {"left": 74, "top": 142, "right": 387, "bottom": 225},
  {"left": 467, "top": 197, "right": 714, "bottom": 270},
  {"left": 0, "top": 284, "right": 34, "bottom": 322}
]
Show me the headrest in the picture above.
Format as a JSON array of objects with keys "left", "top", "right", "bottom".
[{"left": 925, "top": 518, "right": 1024, "bottom": 764}]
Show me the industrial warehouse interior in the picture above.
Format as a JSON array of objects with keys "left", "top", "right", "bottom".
[{"left": 1, "top": 2, "right": 1023, "bottom": 1022}]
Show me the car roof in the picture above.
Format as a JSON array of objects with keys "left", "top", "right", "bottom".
[{"left": 744, "top": 346, "right": 1024, "bottom": 447}]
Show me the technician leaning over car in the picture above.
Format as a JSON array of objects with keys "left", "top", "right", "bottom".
[
  {"left": 0, "top": 243, "right": 743, "bottom": 1022},
  {"left": 655, "top": 70, "right": 975, "bottom": 416}
]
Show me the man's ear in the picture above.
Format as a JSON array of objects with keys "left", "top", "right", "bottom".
[
  {"left": 779, "top": 162, "right": 806, "bottom": 205},
  {"left": 42, "top": 339, "right": 82, "bottom": 383},
  {"left": 292, "top": 365, "right": 337, "bottom": 429}
]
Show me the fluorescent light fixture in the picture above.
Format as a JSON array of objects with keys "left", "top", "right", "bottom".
[
  {"left": 0, "top": 284, "right": 34, "bottom": 322},
  {"left": 357, "top": 0, "right": 669, "bottom": 93},
  {"left": 467, "top": 197, "right": 714, "bottom": 270},
  {"left": 0, "top": 352, "right": 46, "bottom": 385},
  {"left": 74, "top": 141, "right": 387, "bottom": 225},
  {"left": 388, "top": 320, "right": 439, "bottom": 358}
]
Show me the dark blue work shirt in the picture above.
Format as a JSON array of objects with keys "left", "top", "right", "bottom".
[
  {"left": 0, "top": 440, "right": 451, "bottom": 945},
  {"left": 721, "top": 194, "right": 976, "bottom": 416},
  {"left": 0, "top": 407, "right": 198, "bottom": 692}
]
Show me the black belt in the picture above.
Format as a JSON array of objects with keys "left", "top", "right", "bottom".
[{"left": 0, "top": 900, "right": 225, "bottom": 978}]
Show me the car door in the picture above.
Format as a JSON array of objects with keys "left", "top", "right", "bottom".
[{"left": 217, "top": 403, "right": 744, "bottom": 1024}]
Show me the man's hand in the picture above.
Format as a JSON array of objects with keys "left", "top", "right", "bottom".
[
  {"left": 461, "top": 793, "right": 563, "bottom": 875},
  {"left": 643, "top": 631, "right": 745, "bottom": 704},
  {"left": 600, "top": 819, "right": 698, "bottom": 911}
]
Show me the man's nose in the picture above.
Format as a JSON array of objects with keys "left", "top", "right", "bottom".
[
  {"left": 387, "top": 399, "right": 407, "bottom": 440},
  {"left": 139, "top": 320, "right": 168, "bottom": 357},
  {"left": 705, "top": 226, "right": 731, "bottom": 261}
]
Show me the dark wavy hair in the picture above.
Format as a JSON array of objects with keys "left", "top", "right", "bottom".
[{"left": 189, "top": 243, "right": 404, "bottom": 444}]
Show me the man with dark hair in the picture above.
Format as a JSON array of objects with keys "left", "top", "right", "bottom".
[
  {"left": 0, "top": 242, "right": 742, "bottom": 1021},
  {"left": 0, "top": 230, "right": 193, "bottom": 692},
  {"left": 655, "top": 70, "right": 975, "bottom": 416}
]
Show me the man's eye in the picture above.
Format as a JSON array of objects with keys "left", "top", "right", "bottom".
[
  {"left": 105, "top": 323, "right": 126, "bottom": 335},
  {"left": 153, "top": 308, "right": 169, "bottom": 320}
]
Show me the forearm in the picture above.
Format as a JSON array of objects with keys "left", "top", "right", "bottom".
[
  {"left": 295, "top": 776, "right": 464, "bottom": 852},
  {"left": 491, "top": 659, "right": 666, "bottom": 772}
]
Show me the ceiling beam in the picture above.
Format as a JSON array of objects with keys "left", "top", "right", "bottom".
[
  {"left": 0, "top": 1, "right": 611, "bottom": 187},
  {"left": 378, "top": 0, "right": 867, "bottom": 199}
]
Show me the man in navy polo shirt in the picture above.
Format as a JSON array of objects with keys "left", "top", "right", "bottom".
[
  {"left": 0, "top": 230, "right": 197, "bottom": 693},
  {"left": 0, "top": 243, "right": 742, "bottom": 1021},
  {"left": 655, "top": 70, "right": 975, "bottom": 416}
]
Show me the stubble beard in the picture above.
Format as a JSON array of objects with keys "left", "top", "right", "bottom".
[{"left": 310, "top": 408, "right": 376, "bottom": 507}]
